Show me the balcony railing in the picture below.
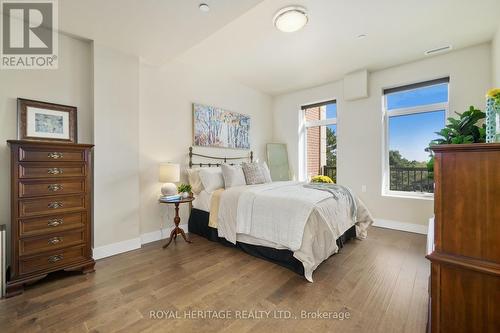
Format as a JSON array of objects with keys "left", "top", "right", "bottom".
[
  {"left": 323, "top": 165, "right": 336, "bottom": 181},
  {"left": 389, "top": 167, "right": 434, "bottom": 193},
  {"left": 322, "top": 165, "right": 434, "bottom": 193}
]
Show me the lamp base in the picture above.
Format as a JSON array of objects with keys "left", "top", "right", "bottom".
[{"left": 161, "top": 183, "right": 177, "bottom": 196}]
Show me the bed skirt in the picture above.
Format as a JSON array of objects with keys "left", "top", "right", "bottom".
[{"left": 188, "top": 208, "right": 356, "bottom": 277}]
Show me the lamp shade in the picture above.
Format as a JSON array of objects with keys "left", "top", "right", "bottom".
[{"left": 159, "top": 163, "right": 180, "bottom": 183}]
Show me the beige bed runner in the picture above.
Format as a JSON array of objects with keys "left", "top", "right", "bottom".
[{"left": 208, "top": 188, "right": 224, "bottom": 228}]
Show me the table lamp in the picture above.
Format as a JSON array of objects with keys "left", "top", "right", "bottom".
[{"left": 159, "top": 163, "right": 180, "bottom": 196}]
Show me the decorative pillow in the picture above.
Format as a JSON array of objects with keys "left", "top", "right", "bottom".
[
  {"left": 186, "top": 168, "right": 204, "bottom": 194},
  {"left": 198, "top": 167, "right": 225, "bottom": 193},
  {"left": 221, "top": 164, "right": 246, "bottom": 188},
  {"left": 242, "top": 162, "right": 266, "bottom": 185},
  {"left": 261, "top": 162, "right": 272, "bottom": 183}
]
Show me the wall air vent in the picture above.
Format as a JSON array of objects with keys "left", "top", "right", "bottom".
[{"left": 424, "top": 45, "right": 452, "bottom": 56}]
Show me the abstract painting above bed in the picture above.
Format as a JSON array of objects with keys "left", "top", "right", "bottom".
[{"left": 193, "top": 103, "right": 250, "bottom": 149}]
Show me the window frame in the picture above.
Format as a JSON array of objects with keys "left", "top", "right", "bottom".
[
  {"left": 302, "top": 100, "right": 338, "bottom": 181},
  {"left": 382, "top": 81, "right": 449, "bottom": 199}
]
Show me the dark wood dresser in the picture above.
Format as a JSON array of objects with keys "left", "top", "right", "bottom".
[
  {"left": 6, "top": 140, "right": 95, "bottom": 297},
  {"left": 427, "top": 143, "right": 500, "bottom": 332}
]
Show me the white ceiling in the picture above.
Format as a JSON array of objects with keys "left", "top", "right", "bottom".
[
  {"left": 59, "top": 0, "right": 265, "bottom": 64},
  {"left": 59, "top": 0, "right": 500, "bottom": 95}
]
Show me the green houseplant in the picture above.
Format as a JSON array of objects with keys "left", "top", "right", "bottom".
[
  {"left": 177, "top": 183, "right": 192, "bottom": 198},
  {"left": 426, "top": 106, "right": 486, "bottom": 171}
]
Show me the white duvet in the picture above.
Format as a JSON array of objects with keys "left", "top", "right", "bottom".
[{"left": 216, "top": 181, "right": 373, "bottom": 282}]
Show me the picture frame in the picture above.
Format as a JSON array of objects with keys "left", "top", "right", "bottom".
[
  {"left": 17, "top": 98, "right": 77, "bottom": 143},
  {"left": 192, "top": 103, "right": 250, "bottom": 150}
]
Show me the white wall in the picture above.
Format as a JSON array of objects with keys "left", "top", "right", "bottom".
[
  {"left": 0, "top": 32, "right": 272, "bottom": 255},
  {"left": 0, "top": 32, "right": 495, "bottom": 256},
  {"left": 93, "top": 43, "right": 141, "bottom": 248},
  {"left": 139, "top": 60, "right": 273, "bottom": 234},
  {"left": 493, "top": 26, "right": 500, "bottom": 86},
  {"left": 0, "top": 34, "right": 92, "bottom": 257},
  {"left": 273, "top": 43, "right": 492, "bottom": 226}
]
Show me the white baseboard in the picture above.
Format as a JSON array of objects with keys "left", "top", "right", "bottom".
[
  {"left": 93, "top": 224, "right": 189, "bottom": 260},
  {"left": 93, "top": 237, "right": 141, "bottom": 260},
  {"left": 140, "top": 223, "right": 188, "bottom": 245},
  {"left": 373, "top": 218, "right": 428, "bottom": 235}
]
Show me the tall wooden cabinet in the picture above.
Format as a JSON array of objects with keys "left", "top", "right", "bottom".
[
  {"left": 427, "top": 143, "right": 500, "bottom": 332},
  {"left": 6, "top": 140, "right": 95, "bottom": 297}
]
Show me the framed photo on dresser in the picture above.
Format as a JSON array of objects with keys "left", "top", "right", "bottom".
[{"left": 17, "top": 98, "right": 78, "bottom": 143}]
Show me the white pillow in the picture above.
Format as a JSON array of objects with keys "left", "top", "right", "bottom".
[
  {"left": 186, "top": 168, "right": 204, "bottom": 194},
  {"left": 221, "top": 164, "right": 246, "bottom": 188},
  {"left": 198, "top": 167, "right": 225, "bottom": 193},
  {"left": 261, "top": 162, "right": 272, "bottom": 183}
]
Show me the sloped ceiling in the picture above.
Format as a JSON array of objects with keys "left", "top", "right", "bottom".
[
  {"left": 59, "top": 0, "right": 500, "bottom": 95},
  {"left": 59, "top": 0, "right": 265, "bottom": 64}
]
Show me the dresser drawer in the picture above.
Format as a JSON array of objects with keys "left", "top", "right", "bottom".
[
  {"left": 19, "top": 147, "right": 85, "bottom": 162},
  {"left": 19, "top": 212, "right": 86, "bottom": 237},
  {"left": 19, "top": 229, "right": 85, "bottom": 257},
  {"left": 19, "top": 195, "right": 85, "bottom": 217},
  {"left": 19, "top": 179, "right": 85, "bottom": 198},
  {"left": 19, "top": 163, "right": 86, "bottom": 179},
  {"left": 19, "top": 245, "right": 86, "bottom": 276}
]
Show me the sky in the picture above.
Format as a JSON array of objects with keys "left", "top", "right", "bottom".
[
  {"left": 326, "top": 103, "right": 337, "bottom": 137},
  {"left": 322, "top": 84, "right": 447, "bottom": 163},
  {"left": 389, "top": 110, "right": 445, "bottom": 162},
  {"left": 326, "top": 103, "right": 337, "bottom": 119},
  {"left": 387, "top": 83, "right": 448, "bottom": 162}
]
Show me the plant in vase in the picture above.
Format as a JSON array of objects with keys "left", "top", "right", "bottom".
[
  {"left": 177, "top": 183, "right": 192, "bottom": 198},
  {"left": 425, "top": 106, "right": 486, "bottom": 172},
  {"left": 485, "top": 88, "right": 500, "bottom": 143}
]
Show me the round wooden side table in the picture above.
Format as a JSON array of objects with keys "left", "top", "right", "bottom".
[{"left": 159, "top": 197, "right": 194, "bottom": 248}]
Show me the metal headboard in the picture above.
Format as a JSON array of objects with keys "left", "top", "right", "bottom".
[{"left": 189, "top": 147, "right": 253, "bottom": 168}]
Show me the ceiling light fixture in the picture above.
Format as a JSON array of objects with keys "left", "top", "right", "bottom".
[
  {"left": 424, "top": 45, "right": 452, "bottom": 56},
  {"left": 273, "top": 6, "right": 308, "bottom": 33},
  {"left": 199, "top": 3, "right": 210, "bottom": 12}
]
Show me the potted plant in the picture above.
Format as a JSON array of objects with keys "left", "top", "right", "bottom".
[
  {"left": 177, "top": 183, "right": 192, "bottom": 198},
  {"left": 426, "top": 106, "right": 486, "bottom": 172}
]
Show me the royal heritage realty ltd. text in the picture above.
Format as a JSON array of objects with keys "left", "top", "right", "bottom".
[{"left": 149, "top": 309, "right": 352, "bottom": 321}]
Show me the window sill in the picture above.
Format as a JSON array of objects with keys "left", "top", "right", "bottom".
[{"left": 382, "top": 191, "right": 434, "bottom": 201}]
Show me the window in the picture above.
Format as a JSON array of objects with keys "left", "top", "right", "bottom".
[
  {"left": 303, "top": 100, "right": 337, "bottom": 181},
  {"left": 383, "top": 78, "right": 448, "bottom": 196}
]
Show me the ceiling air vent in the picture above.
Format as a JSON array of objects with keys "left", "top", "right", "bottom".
[{"left": 424, "top": 45, "right": 452, "bottom": 56}]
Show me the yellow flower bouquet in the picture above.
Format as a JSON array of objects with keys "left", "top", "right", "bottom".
[
  {"left": 310, "top": 175, "right": 334, "bottom": 183},
  {"left": 486, "top": 88, "right": 500, "bottom": 100}
]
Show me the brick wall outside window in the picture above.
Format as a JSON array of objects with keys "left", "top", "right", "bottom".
[{"left": 305, "top": 106, "right": 326, "bottom": 178}]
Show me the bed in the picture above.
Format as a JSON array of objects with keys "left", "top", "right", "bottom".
[{"left": 186, "top": 147, "right": 373, "bottom": 282}]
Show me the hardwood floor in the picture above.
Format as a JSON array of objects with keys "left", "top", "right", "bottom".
[{"left": 0, "top": 227, "right": 429, "bottom": 333}]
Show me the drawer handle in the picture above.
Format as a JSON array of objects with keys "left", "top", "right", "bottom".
[
  {"left": 48, "top": 184, "right": 63, "bottom": 192},
  {"left": 48, "top": 237, "right": 63, "bottom": 245},
  {"left": 48, "top": 201, "right": 63, "bottom": 209},
  {"left": 48, "top": 254, "right": 63, "bottom": 263},
  {"left": 47, "top": 218, "right": 63, "bottom": 227},
  {"left": 48, "top": 152, "right": 64, "bottom": 159},
  {"left": 47, "top": 168, "right": 63, "bottom": 175}
]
